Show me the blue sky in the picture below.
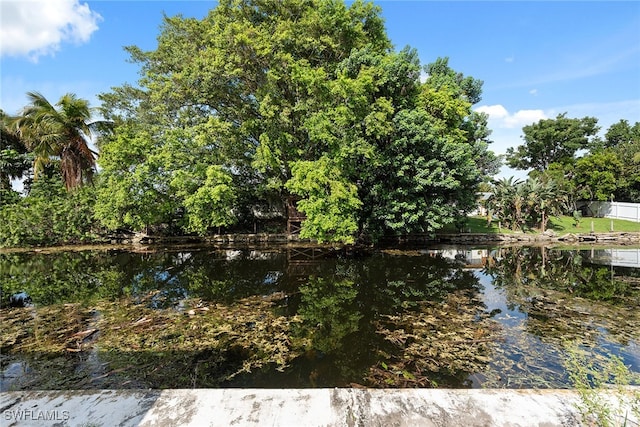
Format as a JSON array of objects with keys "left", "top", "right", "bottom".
[{"left": 1, "top": 0, "right": 639, "bottom": 179}]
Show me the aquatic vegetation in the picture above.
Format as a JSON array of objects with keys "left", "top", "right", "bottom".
[
  {"left": 564, "top": 341, "right": 640, "bottom": 427},
  {"left": 94, "top": 293, "right": 307, "bottom": 387},
  {"left": 0, "top": 303, "right": 101, "bottom": 389},
  {"left": 367, "top": 291, "right": 501, "bottom": 387},
  {"left": 1, "top": 294, "right": 307, "bottom": 389},
  {"left": 1, "top": 246, "right": 639, "bottom": 390},
  {"left": 1, "top": 304, "right": 96, "bottom": 354}
]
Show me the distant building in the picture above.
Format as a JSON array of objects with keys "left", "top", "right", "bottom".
[{"left": 469, "top": 192, "right": 492, "bottom": 216}]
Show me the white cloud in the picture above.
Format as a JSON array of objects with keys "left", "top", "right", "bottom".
[
  {"left": 475, "top": 105, "right": 547, "bottom": 172},
  {"left": 0, "top": 0, "right": 102, "bottom": 61},
  {"left": 504, "top": 56, "right": 514, "bottom": 63},
  {"left": 506, "top": 109, "right": 547, "bottom": 128},
  {"left": 475, "top": 100, "right": 640, "bottom": 179},
  {"left": 475, "top": 104, "right": 508, "bottom": 119},
  {"left": 475, "top": 104, "right": 546, "bottom": 129},
  {"left": 529, "top": 89, "right": 538, "bottom": 96}
]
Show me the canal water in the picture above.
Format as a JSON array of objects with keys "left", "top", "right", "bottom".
[{"left": 1, "top": 245, "right": 639, "bottom": 390}]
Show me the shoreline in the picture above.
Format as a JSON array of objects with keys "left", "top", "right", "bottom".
[
  {"left": 1, "top": 231, "right": 640, "bottom": 254},
  {"left": 430, "top": 231, "right": 640, "bottom": 245}
]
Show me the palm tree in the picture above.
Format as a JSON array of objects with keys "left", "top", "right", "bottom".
[
  {"left": 488, "top": 176, "right": 568, "bottom": 233},
  {"left": 10, "top": 92, "right": 109, "bottom": 190},
  {"left": 0, "top": 110, "right": 31, "bottom": 191},
  {"left": 529, "top": 178, "right": 568, "bottom": 232},
  {"left": 487, "top": 177, "right": 522, "bottom": 230}
]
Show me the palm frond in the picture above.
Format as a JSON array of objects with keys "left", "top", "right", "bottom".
[{"left": 14, "top": 92, "right": 100, "bottom": 190}]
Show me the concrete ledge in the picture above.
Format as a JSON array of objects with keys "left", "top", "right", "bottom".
[{"left": 2, "top": 388, "right": 639, "bottom": 426}]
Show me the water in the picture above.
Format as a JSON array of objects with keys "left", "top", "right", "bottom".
[{"left": 1, "top": 245, "right": 639, "bottom": 390}]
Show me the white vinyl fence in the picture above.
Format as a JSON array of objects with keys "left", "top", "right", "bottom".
[
  {"left": 587, "top": 248, "right": 640, "bottom": 268},
  {"left": 578, "top": 201, "right": 640, "bottom": 223}
]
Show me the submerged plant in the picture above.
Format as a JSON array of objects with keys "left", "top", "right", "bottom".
[{"left": 367, "top": 291, "right": 501, "bottom": 387}]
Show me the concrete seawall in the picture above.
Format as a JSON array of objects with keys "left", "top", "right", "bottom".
[
  {"left": 103, "top": 228, "right": 640, "bottom": 247},
  {"left": 434, "top": 231, "right": 640, "bottom": 245},
  {"left": 2, "top": 388, "right": 639, "bottom": 426}
]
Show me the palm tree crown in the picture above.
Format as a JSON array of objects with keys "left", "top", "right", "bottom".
[{"left": 11, "top": 91, "right": 109, "bottom": 190}]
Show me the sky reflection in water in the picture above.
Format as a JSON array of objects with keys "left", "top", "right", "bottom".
[{"left": 1, "top": 246, "right": 639, "bottom": 390}]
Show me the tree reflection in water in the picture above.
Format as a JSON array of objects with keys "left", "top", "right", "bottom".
[
  {"left": 0, "top": 245, "right": 638, "bottom": 390},
  {"left": 480, "top": 246, "right": 640, "bottom": 388}
]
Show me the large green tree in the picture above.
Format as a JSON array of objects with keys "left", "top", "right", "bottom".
[
  {"left": 574, "top": 151, "right": 623, "bottom": 201},
  {"left": 527, "top": 119, "right": 640, "bottom": 203},
  {"left": 286, "top": 51, "right": 493, "bottom": 240},
  {"left": 98, "top": 0, "right": 497, "bottom": 242},
  {"left": 604, "top": 119, "right": 640, "bottom": 149},
  {"left": 506, "top": 113, "right": 599, "bottom": 172},
  {"left": 607, "top": 120, "right": 640, "bottom": 202},
  {"left": 98, "top": 0, "right": 390, "bottom": 236},
  {"left": 557, "top": 120, "right": 640, "bottom": 203}
]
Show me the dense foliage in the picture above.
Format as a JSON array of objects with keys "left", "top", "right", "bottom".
[
  {"left": 487, "top": 116, "right": 640, "bottom": 232},
  {"left": 506, "top": 113, "right": 599, "bottom": 172},
  {"left": 0, "top": 172, "right": 102, "bottom": 247},
  {"left": 486, "top": 177, "right": 568, "bottom": 232},
  {"left": 3, "top": 0, "right": 637, "bottom": 247},
  {"left": 0, "top": 111, "right": 31, "bottom": 194},
  {"left": 507, "top": 116, "right": 640, "bottom": 204},
  {"left": 95, "top": 0, "right": 498, "bottom": 243}
]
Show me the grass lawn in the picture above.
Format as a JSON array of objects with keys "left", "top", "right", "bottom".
[
  {"left": 549, "top": 216, "right": 640, "bottom": 233},
  {"left": 438, "top": 216, "right": 640, "bottom": 234}
]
